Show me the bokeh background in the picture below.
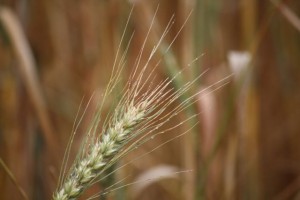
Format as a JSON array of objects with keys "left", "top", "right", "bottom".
[{"left": 0, "top": 0, "right": 300, "bottom": 199}]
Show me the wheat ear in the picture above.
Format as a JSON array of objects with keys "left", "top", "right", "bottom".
[
  {"left": 53, "top": 6, "right": 176, "bottom": 199},
  {"left": 52, "top": 5, "right": 231, "bottom": 199}
]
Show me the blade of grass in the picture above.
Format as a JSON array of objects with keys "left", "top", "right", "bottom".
[
  {"left": 0, "top": 158, "right": 29, "bottom": 200},
  {"left": 270, "top": 0, "right": 300, "bottom": 32}
]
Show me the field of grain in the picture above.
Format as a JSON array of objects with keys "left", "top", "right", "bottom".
[{"left": 0, "top": 1, "right": 300, "bottom": 200}]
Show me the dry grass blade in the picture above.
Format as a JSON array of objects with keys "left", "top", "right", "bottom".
[
  {"left": 0, "top": 7, "right": 56, "bottom": 152},
  {"left": 0, "top": 158, "right": 29, "bottom": 200},
  {"left": 270, "top": 0, "right": 300, "bottom": 32}
]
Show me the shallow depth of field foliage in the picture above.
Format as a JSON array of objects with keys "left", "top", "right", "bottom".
[{"left": 0, "top": 0, "right": 300, "bottom": 200}]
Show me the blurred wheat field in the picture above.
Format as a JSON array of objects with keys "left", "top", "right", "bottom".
[{"left": 0, "top": 0, "right": 300, "bottom": 200}]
